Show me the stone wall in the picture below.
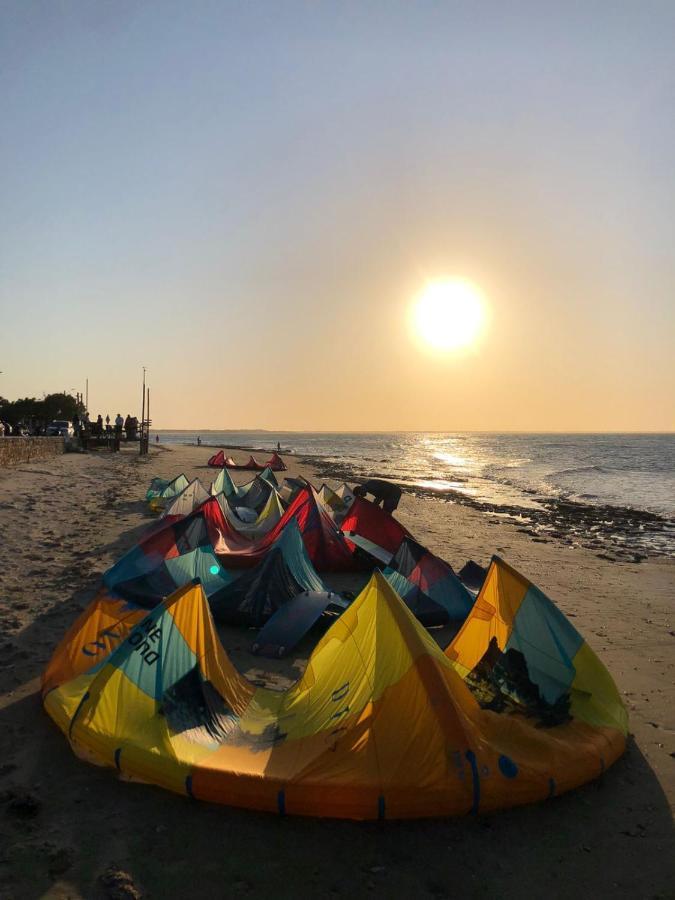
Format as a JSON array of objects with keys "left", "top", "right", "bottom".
[{"left": 0, "top": 437, "right": 65, "bottom": 467}]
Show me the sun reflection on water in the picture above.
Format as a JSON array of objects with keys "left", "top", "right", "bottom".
[{"left": 434, "top": 452, "right": 469, "bottom": 468}]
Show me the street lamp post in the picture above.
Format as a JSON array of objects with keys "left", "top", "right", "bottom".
[{"left": 140, "top": 367, "right": 148, "bottom": 455}]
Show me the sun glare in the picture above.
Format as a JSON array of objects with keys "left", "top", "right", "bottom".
[{"left": 413, "top": 279, "right": 485, "bottom": 351}]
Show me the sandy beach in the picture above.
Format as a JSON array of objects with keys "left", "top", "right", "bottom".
[{"left": 0, "top": 444, "right": 673, "bottom": 899}]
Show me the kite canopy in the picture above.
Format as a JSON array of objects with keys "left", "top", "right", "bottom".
[
  {"left": 259, "top": 466, "right": 279, "bottom": 488},
  {"left": 209, "top": 520, "right": 326, "bottom": 626},
  {"left": 108, "top": 545, "right": 234, "bottom": 608},
  {"left": 207, "top": 450, "right": 236, "bottom": 468},
  {"left": 161, "top": 478, "right": 210, "bottom": 520},
  {"left": 335, "top": 482, "right": 356, "bottom": 507},
  {"left": 383, "top": 538, "right": 474, "bottom": 625},
  {"left": 42, "top": 589, "right": 149, "bottom": 698},
  {"left": 211, "top": 487, "right": 359, "bottom": 572},
  {"left": 43, "top": 460, "right": 629, "bottom": 821},
  {"left": 102, "top": 497, "right": 223, "bottom": 596},
  {"left": 215, "top": 489, "right": 285, "bottom": 539},
  {"left": 340, "top": 497, "right": 412, "bottom": 562},
  {"left": 211, "top": 470, "right": 275, "bottom": 513},
  {"left": 209, "top": 452, "right": 288, "bottom": 471},
  {"left": 146, "top": 476, "right": 172, "bottom": 497},
  {"left": 278, "top": 477, "right": 308, "bottom": 505},
  {"left": 445, "top": 556, "right": 628, "bottom": 736},
  {"left": 146, "top": 474, "right": 190, "bottom": 512},
  {"left": 210, "top": 466, "right": 237, "bottom": 498},
  {"left": 109, "top": 489, "right": 358, "bottom": 575},
  {"left": 317, "top": 484, "right": 352, "bottom": 523},
  {"left": 266, "top": 452, "right": 287, "bottom": 472},
  {"left": 43, "top": 571, "right": 626, "bottom": 820}
]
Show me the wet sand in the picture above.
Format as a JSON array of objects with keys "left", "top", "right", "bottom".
[{"left": 0, "top": 443, "right": 673, "bottom": 898}]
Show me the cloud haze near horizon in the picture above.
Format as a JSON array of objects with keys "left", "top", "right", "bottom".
[{"left": 1, "top": 1, "right": 674, "bottom": 432}]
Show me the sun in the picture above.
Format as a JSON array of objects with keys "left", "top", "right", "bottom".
[{"left": 412, "top": 279, "right": 485, "bottom": 351}]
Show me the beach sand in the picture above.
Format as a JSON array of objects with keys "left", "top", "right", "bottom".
[{"left": 0, "top": 443, "right": 673, "bottom": 898}]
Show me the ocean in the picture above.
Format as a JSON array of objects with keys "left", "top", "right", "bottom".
[
  {"left": 156, "top": 431, "right": 675, "bottom": 520},
  {"left": 154, "top": 431, "right": 675, "bottom": 518}
]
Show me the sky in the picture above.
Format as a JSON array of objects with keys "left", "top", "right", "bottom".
[{"left": 1, "top": 1, "right": 674, "bottom": 431}]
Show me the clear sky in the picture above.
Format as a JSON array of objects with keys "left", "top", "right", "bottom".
[{"left": 1, "top": 1, "right": 674, "bottom": 431}]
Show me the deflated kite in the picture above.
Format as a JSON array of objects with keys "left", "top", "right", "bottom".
[{"left": 43, "top": 560, "right": 626, "bottom": 819}]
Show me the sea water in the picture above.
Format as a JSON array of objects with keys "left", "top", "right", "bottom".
[{"left": 156, "top": 431, "right": 675, "bottom": 519}]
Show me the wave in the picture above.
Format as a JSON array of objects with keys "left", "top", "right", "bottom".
[
  {"left": 483, "top": 457, "right": 532, "bottom": 471},
  {"left": 548, "top": 464, "right": 612, "bottom": 478}
]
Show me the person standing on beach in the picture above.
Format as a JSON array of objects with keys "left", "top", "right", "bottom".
[
  {"left": 114, "top": 413, "right": 124, "bottom": 436},
  {"left": 353, "top": 479, "right": 402, "bottom": 514}
]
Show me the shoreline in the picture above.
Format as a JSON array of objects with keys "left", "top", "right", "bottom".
[
  {"left": 303, "top": 452, "right": 674, "bottom": 564},
  {"left": 165, "top": 441, "right": 674, "bottom": 563},
  {"left": 1, "top": 444, "right": 673, "bottom": 897}
]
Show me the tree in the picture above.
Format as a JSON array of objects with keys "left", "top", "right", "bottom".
[
  {"left": 41, "top": 393, "right": 82, "bottom": 423},
  {"left": 1, "top": 392, "right": 84, "bottom": 428}
]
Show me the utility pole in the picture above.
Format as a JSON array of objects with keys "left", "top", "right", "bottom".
[
  {"left": 85, "top": 378, "right": 88, "bottom": 411},
  {"left": 140, "top": 367, "right": 148, "bottom": 455},
  {"left": 141, "top": 367, "right": 146, "bottom": 426}
]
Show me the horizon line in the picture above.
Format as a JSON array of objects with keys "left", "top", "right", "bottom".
[{"left": 151, "top": 427, "right": 675, "bottom": 435}]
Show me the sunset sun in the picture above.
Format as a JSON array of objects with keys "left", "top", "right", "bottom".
[{"left": 413, "top": 279, "right": 485, "bottom": 351}]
